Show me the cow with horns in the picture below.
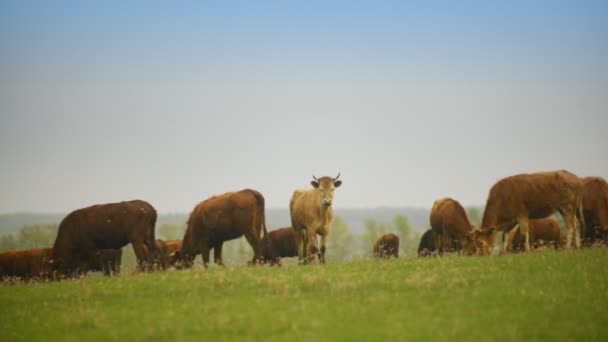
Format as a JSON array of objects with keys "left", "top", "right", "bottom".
[{"left": 290, "top": 173, "right": 342, "bottom": 264}]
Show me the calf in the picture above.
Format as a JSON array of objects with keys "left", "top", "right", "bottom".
[
  {"left": 373, "top": 233, "right": 399, "bottom": 258},
  {"left": 261, "top": 227, "right": 298, "bottom": 266}
]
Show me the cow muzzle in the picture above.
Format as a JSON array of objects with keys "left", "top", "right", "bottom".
[{"left": 322, "top": 199, "right": 332, "bottom": 207}]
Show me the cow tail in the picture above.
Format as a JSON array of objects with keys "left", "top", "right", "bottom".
[
  {"left": 576, "top": 192, "right": 585, "bottom": 237},
  {"left": 256, "top": 193, "right": 268, "bottom": 239}
]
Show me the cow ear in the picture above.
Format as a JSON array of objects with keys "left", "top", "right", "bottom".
[
  {"left": 334, "top": 180, "right": 342, "bottom": 188},
  {"left": 311, "top": 181, "right": 319, "bottom": 188}
]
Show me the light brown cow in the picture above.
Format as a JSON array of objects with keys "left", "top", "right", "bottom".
[
  {"left": 504, "top": 217, "right": 565, "bottom": 252},
  {"left": 181, "top": 189, "right": 267, "bottom": 268},
  {"left": 373, "top": 233, "right": 400, "bottom": 258},
  {"left": 155, "top": 239, "right": 183, "bottom": 269},
  {"left": 0, "top": 248, "right": 52, "bottom": 280},
  {"left": 581, "top": 176, "right": 608, "bottom": 246},
  {"left": 471, "top": 170, "right": 583, "bottom": 255},
  {"left": 290, "top": 173, "right": 342, "bottom": 264},
  {"left": 430, "top": 198, "right": 477, "bottom": 256}
]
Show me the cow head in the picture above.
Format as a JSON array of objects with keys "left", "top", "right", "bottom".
[
  {"left": 311, "top": 172, "right": 342, "bottom": 207},
  {"left": 469, "top": 227, "right": 497, "bottom": 256}
]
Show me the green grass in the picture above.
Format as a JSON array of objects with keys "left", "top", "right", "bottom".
[{"left": 1, "top": 248, "right": 607, "bottom": 341}]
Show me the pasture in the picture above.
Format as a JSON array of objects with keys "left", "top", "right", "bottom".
[{"left": 1, "top": 248, "right": 607, "bottom": 341}]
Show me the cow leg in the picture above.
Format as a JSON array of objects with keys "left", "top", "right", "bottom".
[
  {"left": 518, "top": 217, "right": 531, "bottom": 252},
  {"left": 307, "top": 230, "right": 319, "bottom": 263},
  {"left": 442, "top": 230, "right": 451, "bottom": 255},
  {"left": 294, "top": 229, "right": 307, "bottom": 264},
  {"left": 561, "top": 209, "right": 579, "bottom": 249},
  {"left": 319, "top": 233, "right": 328, "bottom": 264},
  {"left": 243, "top": 231, "right": 262, "bottom": 265},
  {"left": 213, "top": 243, "right": 224, "bottom": 267},
  {"left": 433, "top": 231, "right": 442, "bottom": 257},
  {"left": 132, "top": 242, "right": 150, "bottom": 272}
]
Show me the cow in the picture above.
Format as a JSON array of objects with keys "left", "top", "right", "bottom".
[
  {"left": 373, "top": 233, "right": 400, "bottom": 258},
  {"left": 417, "top": 229, "right": 435, "bottom": 257},
  {"left": 471, "top": 170, "right": 583, "bottom": 255},
  {"left": 0, "top": 248, "right": 52, "bottom": 281},
  {"left": 51, "top": 200, "right": 158, "bottom": 277},
  {"left": 504, "top": 217, "right": 565, "bottom": 252},
  {"left": 260, "top": 227, "right": 298, "bottom": 266},
  {"left": 581, "top": 176, "right": 608, "bottom": 246},
  {"left": 290, "top": 173, "right": 342, "bottom": 264},
  {"left": 154, "top": 239, "right": 183, "bottom": 270},
  {"left": 180, "top": 189, "right": 267, "bottom": 268},
  {"left": 430, "top": 198, "right": 477, "bottom": 256}
]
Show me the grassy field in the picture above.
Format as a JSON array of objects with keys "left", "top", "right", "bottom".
[{"left": 1, "top": 248, "right": 607, "bottom": 341}]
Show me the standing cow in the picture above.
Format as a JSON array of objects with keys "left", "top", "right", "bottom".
[
  {"left": 581, "top": 176, "right": 608, "bottom": 246},
  {"left": 180, "top": 189, "right": 267, "bottom": 268},
  {"left": 430, "top": 198, "right": 477, "bottom": 256},
  {"left": 0, "top": 248, "right": 53, "bottom": 281},
  {"left": 51, "top": 200, "right": 157, "bottom": 277},
  {"left": 471, "top": 170, "right": 583, "bottom": 255},
  {"left": 261, "top": 227, "right": 298, "bottom": 266},
  {"left": 290, "top": 173, "right": 342, "bottom": 264},
  {"left": 373, "top": 233, "right": 400, "bottom": 258},
  {"left": 504, "top": 217, "right": 565, "bottom": 252}
]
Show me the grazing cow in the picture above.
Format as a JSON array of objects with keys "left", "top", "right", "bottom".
[
  {"left": 155, "top": 239, "right": 183, "bottom": 269},
  {"left": 180, "top": 189, "right": 267, "bottom": 268},
  {"left": 51, "top": 200, "right": 158, "bottom": 277},
  {"left": 471, "top": 170, "right": 583, "bottom": 255},
  {"left": 581, "top": 177, "right": 608, "bottom": 246},
  {"left": 373, "top": 233, "right": 400, "bottom": 258},
  {"left": 417, "top": 229, "right": 435, "bottom": 257},
  {"left": 0, "top": 248, "right": 52, "bottom": 280},
  {"left": 504, "top": 217, "right": 565, "bottom": 252},
  {"left": 290, "top": 173, "right": 342, "bottom": 264},
  {"left": 430, "top": 198, "right": 477, "bottom": 256},
  {"left": 261, "top": 227, "right": 298, "bottom": 266}
]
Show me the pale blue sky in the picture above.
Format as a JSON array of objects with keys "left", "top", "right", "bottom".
[{"left": 1, "top": 1, "right": 607, "bottom": 213}]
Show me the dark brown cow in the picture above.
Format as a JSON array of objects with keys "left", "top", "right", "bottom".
[
  {"left": 417, "top": 229, "right": 435, "bottom": 257},
  {"left": 505, "top": 217, "right": 565, "bottom": 252},
  {"left": 261, "top": 227, "right": 298, "bottom": 266},
  {"left": 373, "top": 233, "right": 400, "bottom": 258},
  {"left": 155, "top": 239, "right": 183, "bottom": 269},
  {"left": 290, "top": 174, "right": 342, "bottom": 264},
  {"left": 0, "top": 248, "right": 52, "bottom": 280},
  {"left": 581, "top": 176, "right": 608, "bottom": 246},
  {"left": 51, "top": 200, "right": 157, "bottom": 277},
  {"left": 180, "top": 189, "right": 267, "bottom": 268},
  {"left": 430, "top": 198, "right": 477, "bottom": 256},
  {"left": 472, "top": 170, "right": 583, "bottom": 255}
]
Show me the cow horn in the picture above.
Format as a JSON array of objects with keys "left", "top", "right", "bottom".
[
  {"left": 335, "top": 172, "right": 341, "bottom": 180},
  {"left": 313, "top": 174, "right": 319, "bottom": 181}
]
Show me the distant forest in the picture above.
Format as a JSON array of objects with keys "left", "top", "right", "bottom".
[{"left": 0, "top": 207, "right": 485, "bottom": 268}]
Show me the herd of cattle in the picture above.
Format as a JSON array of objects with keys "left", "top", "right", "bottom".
[{"left": 0, "top": 170, "right": 607, "bottom": 282}]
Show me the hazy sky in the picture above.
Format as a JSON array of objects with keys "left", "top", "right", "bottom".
[{"left": 1, "top": 1, "right": 607, "bottom": 213}]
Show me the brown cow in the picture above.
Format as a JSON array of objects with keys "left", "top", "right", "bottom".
[
  {"left": 155, "top": 239, "right": 183, "bottom": 269},
  {"left": 581, "top": 176, "right": 608, "bottom": 246},
  {"left": 261, "top": 227, "right": 298, "bottom": 266},
  {"left": 430, "top": 198, "right": 477, "bottom": 256},
  {"left": 290, "top": 173, "right": 342, "bottom": 264},
  {"left": 51, "top": 200, "right": 157, "bottom": 277},
  {"left": 180, "top": 189, "right": 267, "bottom": 268},
  {"left": 504, "top": 217, "right": 565, "bottom": 252},
  {"left": 91, "top": 249, "right": 122, "bottom": 276},
  {"left": 373, "top": 233, "right": 400, "bottom": 258},
  {"left": 0, "top": 248, "right": 52, "bottom": 280},
  {"left": 471, "top": 170, "right": 583, "bottom": 255},
  {"left": 417, "top": 229, "right": 435, "bottom": 257}
]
